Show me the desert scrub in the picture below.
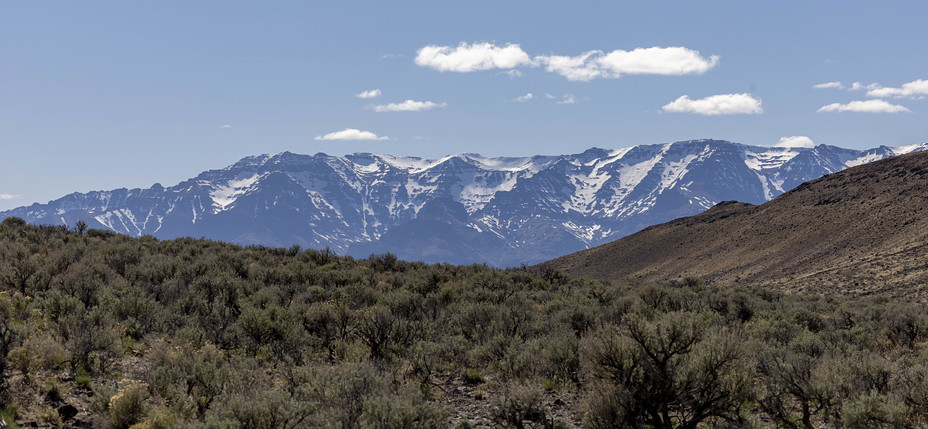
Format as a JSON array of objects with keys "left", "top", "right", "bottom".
[
  {"left": 492, "top": 381, "right": 547, "bottom": 428},
  {"left": 5, "top": 219, "right": 928, "bottom": 426},
  {"left": 109, "top": 379, "right": 149, "bottom": 428},
  {"left": 463, "top": 368, "right": 484, "bottom": 385}
]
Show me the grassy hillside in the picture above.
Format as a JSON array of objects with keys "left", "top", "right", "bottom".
[
  {"left": 543, "top": 150, "right": 928, "bottom": 298},
  {"left": 2, "top": 217, "right": 928, "bottom": 428}
]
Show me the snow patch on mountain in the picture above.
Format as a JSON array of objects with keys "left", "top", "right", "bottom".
[
  {"left": 209, "top": 174, "right": 261, "bottom": 211},
  {"left": 744, "top": 148, "right": 800, "bottom": 171}
]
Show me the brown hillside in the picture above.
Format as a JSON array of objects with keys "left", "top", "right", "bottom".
[{"left": 543, "top": 150, "right": 928, "bottom": 298}]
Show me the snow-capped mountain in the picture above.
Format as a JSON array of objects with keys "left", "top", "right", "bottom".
[{"left": 3, "top": 139, "right": 926, "bottom": 266}]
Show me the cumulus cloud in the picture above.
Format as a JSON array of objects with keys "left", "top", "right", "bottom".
[
  {"left": 356, "top": 89, "right": 382, "bottom": 99},
  {"left": 513, "top": 93, "right": 534, "bottom": 102},
  {"left": 817, "top": 99, "right": 910, "bottom": 113},
  {"left": 416, "top": 43, "right": 718, "bottom": 81},
  {"left": 866, "top": 79, "right": 928, "bottom": 99},
  {"left": 314, "top": 128, "right": 390, "bottom": 141},
  {"left": 372, "top": 100, "right": 446, "bottom": 112},
  {"left": 535, "top": 46, "right": 718, "bottom": 81},
  {"left": 774, "top": 136, "right": 815, "bottom": 148},
  {"left": 813, "top": 81, "right": 845, "bottom": 89},
  {"left": 661, "top": 93, "right": 762, "bottom": 116},
  {"left": 0, "top": 193, "right": 20, "bottom": 200},
  {"left": 415, "top": 42, "right": 533, "bottom": 72},
  {"left": 597, "top": 46, "right": 719, "bottom": 76}
]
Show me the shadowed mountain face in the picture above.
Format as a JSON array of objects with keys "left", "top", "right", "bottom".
[
  {"left": 2, "top": 139, "right": 926, "bottom": 266},
  {"left": 542, "top": 150, "right": 928, "bottom": 299}
]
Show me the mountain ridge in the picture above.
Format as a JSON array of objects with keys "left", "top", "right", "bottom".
[
  {"left": 3, "top": 139, "right": 926, "bottom": 266},
  {"left": 541, "top": 149, "right": 928, "bottom": 298}
]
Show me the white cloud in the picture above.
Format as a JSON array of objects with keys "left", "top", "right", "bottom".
[
  {"left": 535, "top": 46, "right": 719, "bottom": 82},
  {"left": 314, "top": 128, "right": 390, "bottom": 141},
  {"left": 513, "top": 93, "right": 534, "bottom": 102},
  {"left": 557, "top": 94, "right": 578, "bottom": 105},
  {"left": 535, "top": 51, "right": 604, "bottom": 82},
  {"left": 372, "top": 99, "right": 447, "bottom": 112},
  {"left": 416, "top": 43, "right": 719, "bottom": 81},
  {"left": 0, "top": 193, "right": 20, "bottom": 200},
  {"left": 356, "top": 89, "right": 382, "bottom": 99},
  {"left": 535, "top": 47, "right": 718, "bottom": 81},
  {"left": 661, "top": 93, "right": 762, "bottom": 115},
  {"left": 813, "top": 81, "right": 845, "bottom": 89},
  {"left": 544, "top": 93, "right": 556, "bottom": 99},
  {"left": 503, "top": 69, "right": 523, "bottom": 78},
  {"left": 597, "top": 46, "right": 719, "bottom": 76},
  {"left": 817, "top": 99, "right": 910, "bottom": 113},
  {"left": 218, "top": 124, "right": 232, "bottom": 129},
  {"left": 866, "top": 79, "right": 928, "bottom": 99},
  {"left": 774, "top": 136, "right": 815, "bottom": 148},
  {"left": 415, "top": 42, "right": 533, "bottom": 72}
]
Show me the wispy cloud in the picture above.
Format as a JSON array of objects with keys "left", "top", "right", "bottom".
[
  {"left": 372, "top": 100, "right": 446, "bottom": 112},
  {"left": 0, "top": 193, "right": 20, "bottom": 200},
  {"left": 774, "top": 136, "right": 815, "bottom": 148},
  {"left": 813, "top": 81, "right": 845, "bottom": 89},
  {"left": 557, "top": 94, "right": 578, "bottom": 105},
  {"left": 512, "top": 93, "right": 534, "bottom": 102},
  {"left": 817, "top": 99, "right": 910, "bottom": 113},
  {"left": 356, "top": 89, "right": 382, "bottom": 99},
  {"left": 535, "top": 51, "right": 603, "bottom": 81},
  {"left": 661, "top": 93, "right": 762, "bottom": 115},
  {"left": 314, "top": 128, "right": 390, "bottom": 141},
  {"left": 218, "top": 124, "right": 232, "bottom": 129},
  {"left": 866, "top": 79, "right": 928, "bottom": 99},
  {"left": 415, "top": 42, "right": 533, "bottom": 72},
  {"left": 850, "top": 82, "right": 879, "bottom": 91}
]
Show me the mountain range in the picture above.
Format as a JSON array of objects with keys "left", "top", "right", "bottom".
[
  {"left": 3, "top": 139, "right": 926, "bottom": 266},
  {"left": 543, "top": 150, "right": 928, "bottom": 299}
]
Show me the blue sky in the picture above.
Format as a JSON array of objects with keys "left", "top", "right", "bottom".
[{"left": 2, "top": 1, "right": 927, "bottom": 210}]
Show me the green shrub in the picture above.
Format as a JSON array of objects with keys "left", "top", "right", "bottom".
[
  {"left": 361, "top": 388, "right": 448, "bottom": 429},
  {"left": 842, "top": 391, "right": 907, "bottom": 429},
  {"left": 42, "top": 379, "right": 63, "bottom": 402},
  {"left": 75, "top": 368, "right": 92, "bottom": 390},
  {"left": 463, "top": 368, "right": 484, "bottom": 385},
  {"left": 583, "top": 312, "right": 751, "bottom": 429},
  {"left": 7, "top": 346, "right": 36, "bottom": 379}
]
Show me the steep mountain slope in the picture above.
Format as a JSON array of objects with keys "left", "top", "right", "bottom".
[
  {"left": 3, "top": 140, "right": 926, "bottom": 266},
  {"left": 542, "top": 150, "right": 928, "bottom": 298}
]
